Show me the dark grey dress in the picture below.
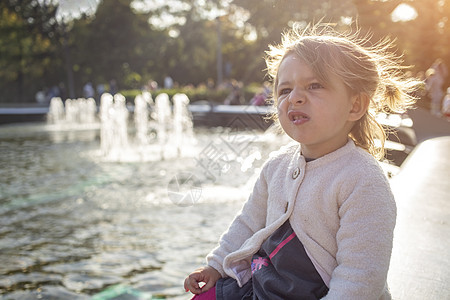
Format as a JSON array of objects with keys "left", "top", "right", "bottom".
[{"left": 216, "top": 221, "right": 329, "bottom": 300}]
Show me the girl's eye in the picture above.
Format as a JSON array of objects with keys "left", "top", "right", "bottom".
[
  {"left": 308, "top": 82, "right": 323, "bottom": 90},
  {"left": 278, "top": 88, "right": 291, "bottom": 96}
]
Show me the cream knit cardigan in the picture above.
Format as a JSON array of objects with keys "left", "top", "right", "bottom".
[{"left": 206, "top": 140, "right": 395, "bottom": 299}]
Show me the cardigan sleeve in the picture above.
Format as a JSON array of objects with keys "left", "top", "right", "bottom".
[
  {"left": 206, "top": 161, "right": 270, "bottom": 277},
  {"left": 324, "top": 164, "right": 396, "bottom": 300}
]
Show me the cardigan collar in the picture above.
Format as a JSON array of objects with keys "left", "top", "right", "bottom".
[{"left": 298, "top": 139, "right": 357, "bottom": 170}]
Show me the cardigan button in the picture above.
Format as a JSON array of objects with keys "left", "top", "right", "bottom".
[{"left": 292, "top": 167, "right": 300, "bottom": 179}]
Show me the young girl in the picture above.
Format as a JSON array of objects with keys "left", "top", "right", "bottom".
[{"left": 184, "top": 23, "right": 420, "bottom": 299}]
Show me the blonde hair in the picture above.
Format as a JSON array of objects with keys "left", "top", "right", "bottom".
[{"left": 265, "top": 23, "right": 422, "bottom": 159}]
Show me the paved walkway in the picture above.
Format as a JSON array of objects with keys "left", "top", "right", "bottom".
[
  {"left": 387, "top": 136, "right": 450, "bottom": 299},
  {"left": 407, "top": 108, "right": 450, "bottom": 143}
]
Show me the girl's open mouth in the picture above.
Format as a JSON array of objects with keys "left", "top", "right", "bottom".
[{"left": 288, "top": 111, "right": 309, "bottom": 125}]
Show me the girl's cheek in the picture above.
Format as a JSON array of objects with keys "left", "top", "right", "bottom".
[
  {"left": 276, "top": 97, "right": 283, "bottom": 107},
  {"left": 277, "top": 98, "right": 287, "bottom": 111},
  {"left": 276, "top": 103, "right": 282, "bottom": 113}
]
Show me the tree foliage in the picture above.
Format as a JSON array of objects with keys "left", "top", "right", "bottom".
[
  {"left": 0, "top": 0, "right": 448, "bottom": 103},
  {"left": 353, "top": 0, "right": 450, "bottom": 74},
  {"left": 71, "top": 0, "right": 164, "bottom": 89},
  {"left": 0, "top": 0, "right": 61, "bottom": 102}
]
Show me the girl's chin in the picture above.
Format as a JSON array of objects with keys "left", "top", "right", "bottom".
[{"left": 286, "top": 134, "right": 307, "bottom": 144}]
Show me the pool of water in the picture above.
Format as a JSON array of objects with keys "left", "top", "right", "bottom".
[{"left": 0, "top": 122, "right": 288, "bottom": 299}]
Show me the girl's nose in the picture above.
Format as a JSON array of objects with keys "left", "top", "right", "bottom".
[{"left": 288, "top": 88, "right": 306, "bottom": 104}]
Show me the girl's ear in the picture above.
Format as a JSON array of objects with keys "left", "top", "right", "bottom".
[{"left": 348, "top": 93, "right": 370, "bottom": 121}]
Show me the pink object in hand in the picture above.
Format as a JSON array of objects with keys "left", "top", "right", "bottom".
[{"left": 191, "top": 286, "right": 216, "bottom": 300}]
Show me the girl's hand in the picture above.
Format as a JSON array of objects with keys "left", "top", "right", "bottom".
[{"left": 184, "top": 266, "right": 221, "bottom": 294}]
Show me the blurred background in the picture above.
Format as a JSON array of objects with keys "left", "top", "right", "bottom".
[
  {"left": 0, "top": 0, "right": 449, "bottom": 108},
  {"left": 1, "top": 1, "right": 449, "bottom": 299}
]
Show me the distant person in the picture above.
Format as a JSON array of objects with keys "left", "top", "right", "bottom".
[
  {"left": 96, "top": 84, "right": 105, "bottom": 96},
  {"left": 426, "top": 59, "right": 448, "bottom": 116},
  {"left": 149, "top": 80, "right": 158, "bottom": 91},
  {"left": 207, "top": 78, "right": 215, "bottom": 90},
  {"left": 164, "top": 76, "right": 174, "bottom": 89},
  {"left": 35, "top": 90, "right": 46, "bottom": 104},
  {"left": 58, "top": 82, "right": 67, "bottom": 101},
  {"left": 442, "top": 87, "right": 450, "bottom": 119},
  {"left": 184, "top": 23, "right": 421, "bottom": 299},
  {"left": 250, "top": 81, "right": 271, "bottom": 106},
  {"left": 83, "top": 82, "right": 95, "bottom": 99},
  {"left": 47, "top": 85, "right": 60, "bottom": 100},
  {"left": 223, "top": 79, "right": 244, "bottom": 105},
  {"left": 109, "top": 79, "right": 118, "bottom": 95},
  {"left": 249, "top": 92, "right": 266, "bottom": 106}
]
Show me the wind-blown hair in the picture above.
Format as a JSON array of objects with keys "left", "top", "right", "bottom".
[{"left": 265, "top": 23, "right": 422, "bottom": 159}]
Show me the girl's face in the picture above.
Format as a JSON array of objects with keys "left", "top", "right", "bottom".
[{"left": 276, "top": 54, "right": 357, "bottom": 159}]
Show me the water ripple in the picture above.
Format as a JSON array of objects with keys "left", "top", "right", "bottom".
[{"left": 0, "top": 124, "right": 286, "bottom": 298}]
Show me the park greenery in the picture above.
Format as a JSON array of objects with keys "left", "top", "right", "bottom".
[{"left": 0, "top": 0, "right": 449, "bottom": 104}]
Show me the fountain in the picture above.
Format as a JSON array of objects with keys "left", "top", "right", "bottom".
[
  {"left": 47, "top": 96, "right": 98, "bottom": 126},
  {"left": 99, "top": 93, "right": 130, "bottom": 160},
  {"left": 0, "top": 91, "right": 290, "bottom": 299},
  {"left": 65, "top": 98, "right": 97, "bottom": 124},
  {"left": 173, "top": 93, "right": 195, "bottom": 156},
  {"left": 97, "top": 91, "right": 197, "bottom": 162},
  {"left": 154, "top": 93, "right": 172, "bottom": 159},
  {"left": 47, "top": 97, "right": 65, "bottom": 124},
  {"left": 134, "top": 92, "right": 153, "bottom": 146},
  {"left": 99, "top": 93, "right": 114, "bottom": 156}
]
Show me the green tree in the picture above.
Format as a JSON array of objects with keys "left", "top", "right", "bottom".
[
  {"left": 69, "top": 0, "right": 167, "bottom": 93},
  {"left": 232, "top": 0, "right": 449, "bottom": 86},
  {"left": 0, "top": 0, "right": 61, "bottom": 103},
  {"left": 166, "top": 16, "right": 218, "bottom": 85},
  {"left": 229, "top": 0, "right": 357, "bottom": 83},
  {"left": 2, "top": 0, "right": 448, "bottom": 104},
  {"left": 135, "top": 0, "right": 253, "bottom": 86}
]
